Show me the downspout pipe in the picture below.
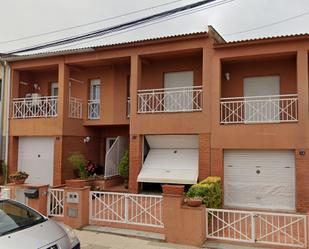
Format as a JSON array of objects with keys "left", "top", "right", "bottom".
[
  {"left": 4, "top": 62, "right": 10, "bottom": 166},
  {"left": 0, "top": 60, "right": 6, "bottom": 162}
]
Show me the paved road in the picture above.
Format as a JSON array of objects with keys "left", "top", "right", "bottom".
[{"left": 75, "top": 230, "right": 200, "bottom": 249}]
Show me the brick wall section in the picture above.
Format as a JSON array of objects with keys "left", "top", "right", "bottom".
[
  {"left": 53, "top": 137, "right": 63, "bottom": 186},
  {"left": 129, "top": 134, "right": 143, "bottom": 193},
  {"left": 198, "top": 133, "right": 211, "bottom": 181},
  {"left": 61, "top": 135, "right": 101, "bottom": 183},
  {"left": 210, "top": 148, "right": 223, "bottom": 178},
  {"left": 8, "top": 136, "right": 18, "bottom": 175},
  {"left": 295, "top": 149, "right": 309, "bottom": 212}
]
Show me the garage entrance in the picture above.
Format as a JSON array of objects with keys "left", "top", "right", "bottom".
[
  {"left": 18, "top": 137, "right": 55, "bottom": 185},
  {"left": 224, "top": 150, "right": 295, "bottom": 211}
]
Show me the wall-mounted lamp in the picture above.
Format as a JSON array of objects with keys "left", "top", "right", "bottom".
[
  {"left": 83, "top": 136, "right": 91, "bottom": 144},
  {"left": 299, "top": 149, "right": 306, "bottom": 156},
  {"left": 224, "top": 72, "right": 230, "bottom": 81},
  {"left": 33, "top": 83, "right": 41, "bottom": 90}
]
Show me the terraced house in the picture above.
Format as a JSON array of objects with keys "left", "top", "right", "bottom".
[{"left": 1, "top": 26, "right": 309, "bottom": 214}]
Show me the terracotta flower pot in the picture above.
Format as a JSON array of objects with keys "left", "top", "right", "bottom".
[
  {"left": 162, "top": 184, "right": 185, "bottom": 195},
  {"left": 65, "top": 179, "right": 87, "bottom": 188},
  {"left": 186, "top": 198, "right": 203, "bottom": 207},
  {"left": 11, "top": 179, "right": 26, "bottom": 185}
]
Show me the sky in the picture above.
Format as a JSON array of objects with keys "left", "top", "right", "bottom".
[{"left": 0, "top": 0, "right": 309, "bottom": 55}]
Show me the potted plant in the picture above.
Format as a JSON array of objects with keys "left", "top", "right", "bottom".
[
  {"left": 118, "top": 151, "right": 129, "bottom": 189},
  {"left": 185, "top": 197, "right": 203, "bottom": 207},
  {"left": 9, "top": 171, "right": 29, "bottom": 185},
  {"left": 67, "top": 152, "right": 88, "bottom": 188}
]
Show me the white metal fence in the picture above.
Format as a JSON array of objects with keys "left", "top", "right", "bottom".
[
  {"left": 138, "top": 86, "right": 203, "bottom": 113},
  {"left": 0, "top": 186, "right": 10, "bottom": 199},
  {"left": 48, "top": 188, "right": 65, "bottom": 217},
  {"left": 90, "top": 192, "right": 164, "bottom": 228},
  {"left": 88, "top": 99, "right": 100, "bottom": 119},
  {"left": 69, "top": 97, "right": 83, "bottom": 119},
  {"left": 104, "top": 136, "right": 128, "bottom": 178},
  {"left": 12, "top": 96, "right": 58, "bottom": 119},
  {"left": 220, "top": 94, "right": 298, "bottom": 124},
  {"left": 206, "top": 208, "right": 307, "bottom": 248}
]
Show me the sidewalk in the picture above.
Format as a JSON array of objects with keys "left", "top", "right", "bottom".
[{"left": 75, "top": 230, "right": 200, "bottom": 249}]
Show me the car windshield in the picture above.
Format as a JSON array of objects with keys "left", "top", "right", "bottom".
[{"left": 0, "top": 200, "right": 46, "bottom": 236}]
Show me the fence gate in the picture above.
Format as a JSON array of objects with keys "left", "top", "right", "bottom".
[
  {"left": 89, "top": 191, "right": 164, "bottom": 228},
  {"left": 48, "top": 188, "right": 64, "bottom": 217},
  {"left": 206, "top": 208, "right": 307, "bottom": 248}
]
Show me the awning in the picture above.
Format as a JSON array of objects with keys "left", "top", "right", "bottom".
[{"left": 137, "top": 135, "right": 199, "bottom": 184}]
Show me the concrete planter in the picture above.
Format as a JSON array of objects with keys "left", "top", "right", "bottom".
[{"left": 162, "top": 184, "right": 185, "bottom": 195}]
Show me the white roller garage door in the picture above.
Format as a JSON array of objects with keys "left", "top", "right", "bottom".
[
  {"left": 224, "top": 150, "right": 295, "bottom": 211},
  {"left": 18, "top": 137, "right": 54, "bottom": 185}
]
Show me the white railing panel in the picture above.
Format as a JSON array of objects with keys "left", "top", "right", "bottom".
[
  {"left": 104, "top": 136, "right": 128, "bottom": 178},
  {"left": 69, "top": 97, "right": 83, "bottom": 119},
  {"left": 13, "top": 96, "right": 58, "bottom": 119},
  {"left": 138, "top": 86, "right": 203, "bottom": 113},
  {"left": 88, "top": 99, "right": 100, "bottom": 120},
  {"left": 220, "top": 94, "right": 298, "bottom": 124},
  {"left": 89, "top": 191, "right": 163, "bottom": 228},
  {"left": 206, "top": 208, "right": 307, "bottom": 248},
  {"left": 48, "top": 188, "right": 64, "bottom": 217},
  {"left": 0, "top": 186, "right": 10, "bottom": 199},
  {"left": 207, "top": 208, "right": 254, "bottom": 243},
  {"left": 255, "top": 211, "right": 307, "bottom": 248}
]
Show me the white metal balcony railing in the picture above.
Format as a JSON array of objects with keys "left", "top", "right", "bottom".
[
  {"left": 220, "top": 94, "right": 298, "bottom": 124},
  {"left": 13, "top": 96, "right": 58, "bottom": 119},
  {"left": 137, "top": 86, "right": 203, "bottom": 113},
  {"left": 88, "top": 99, "right": 100, "bottom": 120},
  {"left": 69, "top": 97, "right": 83, "bottom": 119}
]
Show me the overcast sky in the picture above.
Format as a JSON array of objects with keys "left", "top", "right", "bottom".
[{"left": 0, "top": 0, "right": 309, "bottom": 54}]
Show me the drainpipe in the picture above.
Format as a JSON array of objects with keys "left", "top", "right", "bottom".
[
  {"left": 0, "top": 61, "right": 6, "bottom": 162},
  {"left": 4, "top": 63, "right": 11, "bottom": 165}
]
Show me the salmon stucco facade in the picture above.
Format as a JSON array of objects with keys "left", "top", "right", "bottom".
[{"left": 2, "top": 27, "right": 309, "bottom": 213}]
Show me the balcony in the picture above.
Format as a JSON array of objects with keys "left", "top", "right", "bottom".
[
  {"left": 220, "top": 94, "right": 298, "bottom": 124},
  {"left": 12, "top": 96, "right": 58, "bottom": 119},
  {"left": 69, "top": 97, "right": 83, "bottom": 119},
  {"left": 137, "top": 86, "right": 203, "bottom": 114},
  {"left": 88, "top": 99, "right": 100, "bottom": 120}
]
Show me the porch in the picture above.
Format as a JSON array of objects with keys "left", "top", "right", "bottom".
[
  {"left": 137, "top": 50, "right": 203, "bottom": 114},
  {"left": 220, "top": 55, "right": 298, "bottom": 124}
]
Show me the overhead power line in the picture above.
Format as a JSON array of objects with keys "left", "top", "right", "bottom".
[
  {"left": 7, "top": 0, "right": 224, "bottom": 55},
  {"left": 0, "top": 0, "right": 184, "bottom": 44},
  {"left": 54, "top": 0, "right": 235, "bottom": 51},
  {"left": 223, "top": 10, "right": 309, "bottom": 36}
]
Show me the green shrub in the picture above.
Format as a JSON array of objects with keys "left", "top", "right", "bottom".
[
  {"left": 68, "top": 152, "right": 87, "bottom": 179},
  {"left": 118, "top": 151, "right": 129, "bottom": 179},
  {"left": 186, "top": 176, "right": 222, "bottom": 208}
]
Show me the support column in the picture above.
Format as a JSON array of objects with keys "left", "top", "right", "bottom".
[
  {"left": 129, "top": 55, "right": 141, "bottom": 119},
  {"left": 128, "top": 134, "right": 143, "bottom": 193},
  {"left": 199, "top": 133, "right": 211, "bottom": 180},
  {"left": 296, "top": 49, "right": 309, "bottom": 124},
  {"left": 58, "top": 61, "right": 70, "bottom": 128}
]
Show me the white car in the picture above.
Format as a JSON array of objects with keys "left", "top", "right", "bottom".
[{"left": 0, "top": 199, "right": 80, "bottom": 249}]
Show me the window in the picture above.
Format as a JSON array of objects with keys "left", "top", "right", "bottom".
[
  {"left": 50, "top": 82, "right": 58, "bottom": 96},
  {"left": 90, "top": 79, "right": 101, "bottom": 100}
]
